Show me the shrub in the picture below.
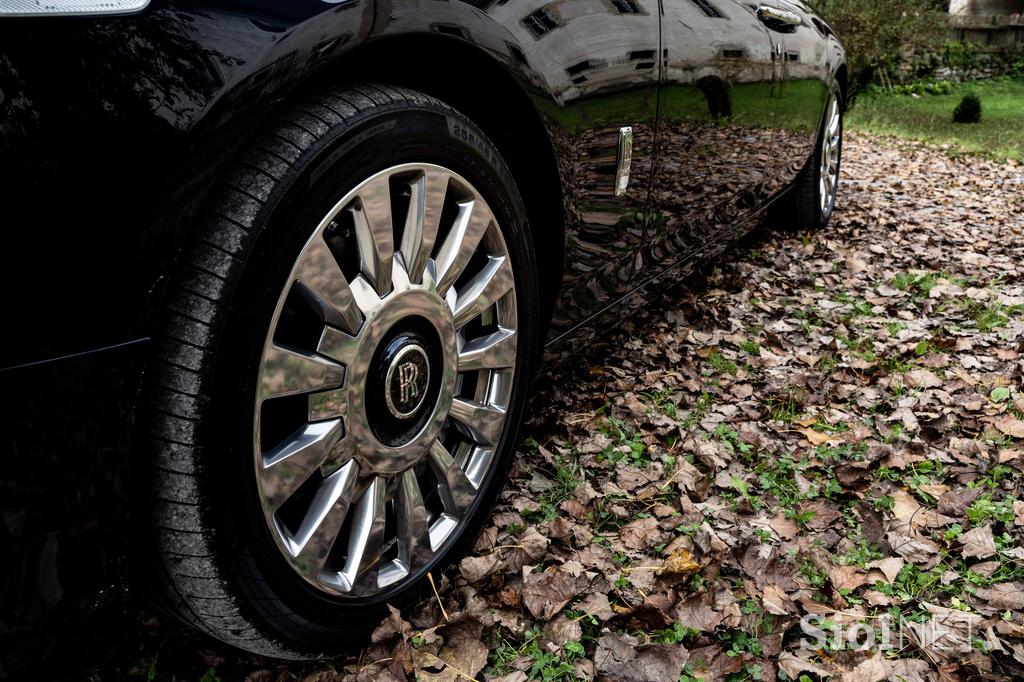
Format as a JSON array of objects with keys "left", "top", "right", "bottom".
[
  {"left": 810, "top": 0, "right": 947, "bottom": 98},
  {"left": 953, "top": 94, "right": 982, "bottom": 123}
]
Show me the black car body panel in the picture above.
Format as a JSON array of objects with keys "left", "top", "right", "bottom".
[{"left": 0, "top": 0, "right": 844, "bottom": 674}]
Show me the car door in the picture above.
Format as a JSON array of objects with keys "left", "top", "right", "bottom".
[
  {"left": 757, "top": 0, "right": 832, "bottom": 198},
  {"left": 646, "top": 0, "right": 781, "bottom": 266},
  {"left": 370, "top": 0, "right": 662, "bottom": 341},
  {"left": 484, "top": 0, "right": 662, "bottom": 340}
]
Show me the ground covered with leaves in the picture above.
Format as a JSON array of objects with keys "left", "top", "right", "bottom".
[{"left": 133, "top": 133, "right": 1024, "bottom": 681}]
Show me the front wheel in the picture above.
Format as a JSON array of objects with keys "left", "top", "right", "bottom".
[
  {"left": 777, "top": 81, "right": 843, "bottom": 231},
  {"left": 142, "top": 84, "right": 538, "bottom": 657}
]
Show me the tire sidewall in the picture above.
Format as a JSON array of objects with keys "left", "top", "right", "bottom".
[{"left": 203, "top": 100, "right": 538, "bottom": 650}]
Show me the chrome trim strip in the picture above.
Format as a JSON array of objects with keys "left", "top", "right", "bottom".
[{"left": 0, "top": 0, "right": 149, "bottom": 17}]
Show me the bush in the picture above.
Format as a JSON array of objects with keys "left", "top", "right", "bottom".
[
  {"left": 953, "top": 94, "right": 982, "bottom": 123},
  {"left": 810, "top": 0, "right": 947, "bottom": 98}
]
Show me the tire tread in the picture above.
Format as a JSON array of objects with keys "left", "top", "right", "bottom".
[{"left": 144, "top": 84, "right": 460, "bottom": 658}]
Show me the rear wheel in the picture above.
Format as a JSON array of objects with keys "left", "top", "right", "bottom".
[
  {"left": 777, "top": 81, "right": 843, "bottom": 231},
  {"left": 142, "top": 84, "right": 537, "bottom": 656}
]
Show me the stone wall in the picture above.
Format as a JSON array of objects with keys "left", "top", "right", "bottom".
[{"left": 895, "top": 44, "right": 1023, "bottom": 83}]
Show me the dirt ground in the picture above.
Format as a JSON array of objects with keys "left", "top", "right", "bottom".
[{"left": 130, "top": 133, "right": 1024, "bottom": 681}]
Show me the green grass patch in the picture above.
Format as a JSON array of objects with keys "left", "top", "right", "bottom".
[
  {"left": 890, "top": 271, "right": 941, "bottom": 299},
  {"left": 959, "top": 299, "right": 1020, "bottom": 332},
  {"left": 848, "top": 78, "right": 1024, "bottom": 162},
  {"left": 682, "top": 391, "right": 714, "bottom": 430},
  {"left": 739, "top": 339, "right": 761, "bottom": 355},
  {"left": 522, "top": 458, "right": 580, "bottom": 523},
  {"left": 596, "top": 417, "right": 650, "bottom": 467},
  {"left": 706, "top": 350, "right": 738, "bottom": 376},
  {"left": 641, "top": 388, "right": 678, "bottom": 419},
  {"left": 489, "top": 627, "right": 586, "bottom": 681},
  {"left": 966, "top": 494, "right": 1016, "bottom": 526},
  {"left": 765, "top": 390, "right": 802, "bottom": 423}
]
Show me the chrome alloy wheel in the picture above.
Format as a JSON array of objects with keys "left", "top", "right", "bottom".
[
  {"left": 819, "top": 90, "right": 842, "bottom": 217},
  {"left": 254, "top": 163, "right": 518, "bottom": 597}
]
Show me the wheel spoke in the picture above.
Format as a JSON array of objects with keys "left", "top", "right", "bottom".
[
  {"left": 260, "top": 344, "right": 344, "bottom": 401},
  {"left": 317, "top": 326, "right": 359, "bottom": 367},
  {"left": 451, "top": 255, "right": 514, "bottom": 329},
  {"left": 350, "top": 177, "right": 394, "bottom": 297},
  {"left": 261, "top": 420, "right": 342, "bottom": 509},
  {"left": 449, "top": 398, "right": 506, "bottom": 446},
  {"left": 464, "top": 447, "right": 496, "bottom": 490},
  {"left": 322, "top": 433, "right": 356, "bottom": 476},
  {"left": 308, "top": 388, "right": 347, "bottom": 422},
  {"left": 322, "top": 475, "right": 386, "bottom": 594},
  {"left": 828, "top": 108, "right": 840, "bottom": 137},
  {"left": 276, "top": 460, "right": 358, "bottom": 578},
  {"left": 349, "top": 275, "right": 386, "bottom": 315},
  {"left": 293, "top": 236, "right": 364, "bottom": 336},
  {"left": 429, "top": 440, "right": 478, "bottom": 518},
  {"left": 433, "top": 199, "right": 494, "bottom": 296},
  {"left": 458, "top": 328, "right": 517, "bottom": 371},
  {"left": 393, "top": 469, "right": 433, "bottom": 575},
  {"left": 400, "top": 169, "right": 448, "bottom": 284}
]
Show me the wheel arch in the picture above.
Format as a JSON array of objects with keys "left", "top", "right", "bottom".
[
  {"left": 835, "top": 62, "right": 849, "bottom": 110},
  {"left": 299, "top": 34, "right": 567, "bottom": 340}
]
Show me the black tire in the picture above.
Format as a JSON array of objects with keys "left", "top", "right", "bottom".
[
  {"left": 776, "top": 81, "right": 843, "bottom": 231},
  {"left": 141, "top": 84, "right": 538, "bottom": 657}
]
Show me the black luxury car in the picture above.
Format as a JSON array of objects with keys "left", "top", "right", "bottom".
[{"left": 0, "top": 0, "right": 845, "bottom": 671}]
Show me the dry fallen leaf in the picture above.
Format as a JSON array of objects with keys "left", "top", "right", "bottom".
[
  {"left": 657, "top": 547, "right": 701, "bottom": 577},
  {"left": 799, "top": 427, "right": 835, "bottom": 445},
  {"left": 993, "top": 414, "right": 1024, "bottom": 438},
  {"left": 521, "top": 567, "right": 592, "bottom": 620},
  {"left": 960, "top": 524, "right": 998, "bottom": 559},
  {"left": 594, "top": 632, "right": 690, "bottom": 682}
]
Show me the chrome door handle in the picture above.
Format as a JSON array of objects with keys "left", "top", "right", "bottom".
[
  {"left": 614, "top": 126, "right": 633, "bottom": 197},
  {"left": 757, "top": 5, "right": 802, "bottom": 28}
]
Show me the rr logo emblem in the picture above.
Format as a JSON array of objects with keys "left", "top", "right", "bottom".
[
  {"left": 398, "top": 362, "right": 419, "bottom": 403},
  {"left": 386, "top": 344, "right": 429, "bottom": 418}
]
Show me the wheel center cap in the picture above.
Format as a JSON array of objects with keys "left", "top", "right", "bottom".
[
  {"left": 385, "top": 344, "right": 430, "bottom": 418},
  {"left": 362, "top": 315, "right": 447, "bottom": 453}
]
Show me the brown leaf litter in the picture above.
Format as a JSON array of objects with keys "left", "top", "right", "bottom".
[{"left": 134, "top": 133, "right": 1024, "bottom": 680}]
